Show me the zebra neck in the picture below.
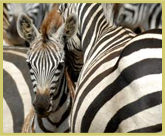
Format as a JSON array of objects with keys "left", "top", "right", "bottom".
[
  {"left": 48, "top": 88, "right": 71, "bottom": 123},
  {"left": 76, "top": 4, "right": 122, "bottom": 61},
  {"left": 41, "top": 92, "right": 71, "bottom": 132},
  {"left": 48, "top": 73, "right": 71, "bottom": 127},
  {"left": 65, "top": 44, "right": 83, "bottom": 82}
]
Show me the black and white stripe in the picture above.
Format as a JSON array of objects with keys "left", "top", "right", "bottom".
[
  {"left": 3, "top": 46, "right": 33, "bottom": 133},
  {"left": 117, "top": 3, "right": 162, "bottom": 32},
  {"left": 21, "top": 39, "right": 72, "bottom": 133},
  {"left": 16, "top": 9, "right": 79, "bottom": 132},
  {"left": 59, "top": 4, "right": 83, "bottom": 82},
  {"left": 59, "top": 3, "right": 162, "bottom": 133}
]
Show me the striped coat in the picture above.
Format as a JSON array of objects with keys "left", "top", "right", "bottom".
[
  {"left": 59, "top": 3, "right": 162, "bottom": 133},
  {"left": 3, "top": 46, "right": 33, "bottom": 133}
]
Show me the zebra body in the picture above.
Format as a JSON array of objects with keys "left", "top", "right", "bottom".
[
  {"left": 117, "top": 3, "right": 162, "bottom": 32},
  {"left": 59, "top": 3, "right": 162, "bottom": 132},
  {"left": 3, "top": 46, "right": 33, "bottom": 133}
]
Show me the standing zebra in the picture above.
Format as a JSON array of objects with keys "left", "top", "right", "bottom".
[
  {"left": 116, "top": 3, "right": 162, "bottom": 32},
  {"left": 3, "top": 46, "right": 34, "bottom": 133},
  {"left": 16, "top": 5, "right": 81, "bottom": 133},
  {"left": 58, "top": 3, "right": 162, "bottom": 132},
  {"left": 3, "top": 3, "right": 54, "bottom": 47}
]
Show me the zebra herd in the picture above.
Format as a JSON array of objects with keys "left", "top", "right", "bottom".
[{"left": 3, "top": 3, "right": 162, "bottom": 133}]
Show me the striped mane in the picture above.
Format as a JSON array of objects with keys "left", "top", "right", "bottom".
[{"left": 40, "top": 4, "right": 63, "bottom": 42}]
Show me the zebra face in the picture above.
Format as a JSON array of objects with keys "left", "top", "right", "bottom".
[
  {"left": 17, "top": 12, "right": 78, "bottom": 117},
  {"left": 26, "top": 44, "right": 65, "bottom": 117}
]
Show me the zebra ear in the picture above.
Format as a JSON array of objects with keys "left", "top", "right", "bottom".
[
  {"left": 63, "top": 13, "right": 78, "bottom": 41},
  {"left": 17, "top": 13, "right": 39, "bottom": 43},
  {"left": 53, "top": 13, "right": 78, "bottom": 43}
]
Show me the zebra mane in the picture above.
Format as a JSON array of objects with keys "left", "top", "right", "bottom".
[
  {"left": 40, "top": 4, "right": 63, "bottom": 42},
  {"left": 102, "top": 3, "right": 123, "bottom": 26}
]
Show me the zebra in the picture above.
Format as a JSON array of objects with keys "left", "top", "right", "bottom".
[
  {"left": 16, "top": 5, "right": 81, "bottom": 133},
  {"left": 58, "top": 3, "right": 162, "bottom": 132},
  {"left": 3, "top": 3, "right": 54, "bottom": 47},
  {"left": 3, "top": 46, "right": 34, "bottom": 133},
  {"left": 116, "top": 3, "right": 162, "bottom": 33}
]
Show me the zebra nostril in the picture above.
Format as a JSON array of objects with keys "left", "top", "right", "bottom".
[
  {"left": 33, "top": 104, "right": 49, "bottom": 116},
  {"left": 37, "top": 107, "right": 47, "bottom": 115}
]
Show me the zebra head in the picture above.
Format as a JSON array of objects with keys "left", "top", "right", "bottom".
[{"left": 17, "top": 12, "right": 78, "bottom": 117}]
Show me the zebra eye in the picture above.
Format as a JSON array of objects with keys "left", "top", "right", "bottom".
[{"left": 57, "top": 62, "right": 64, "bottom": 70}]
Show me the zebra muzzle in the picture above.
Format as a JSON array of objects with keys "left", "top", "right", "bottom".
[{"left": 32, "top": 93, "right": 52, "bottom": 117}]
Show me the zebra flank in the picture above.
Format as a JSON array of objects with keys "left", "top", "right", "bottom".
[{"left": 59, "top": 3, "right": 162, "bottom": 133}]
